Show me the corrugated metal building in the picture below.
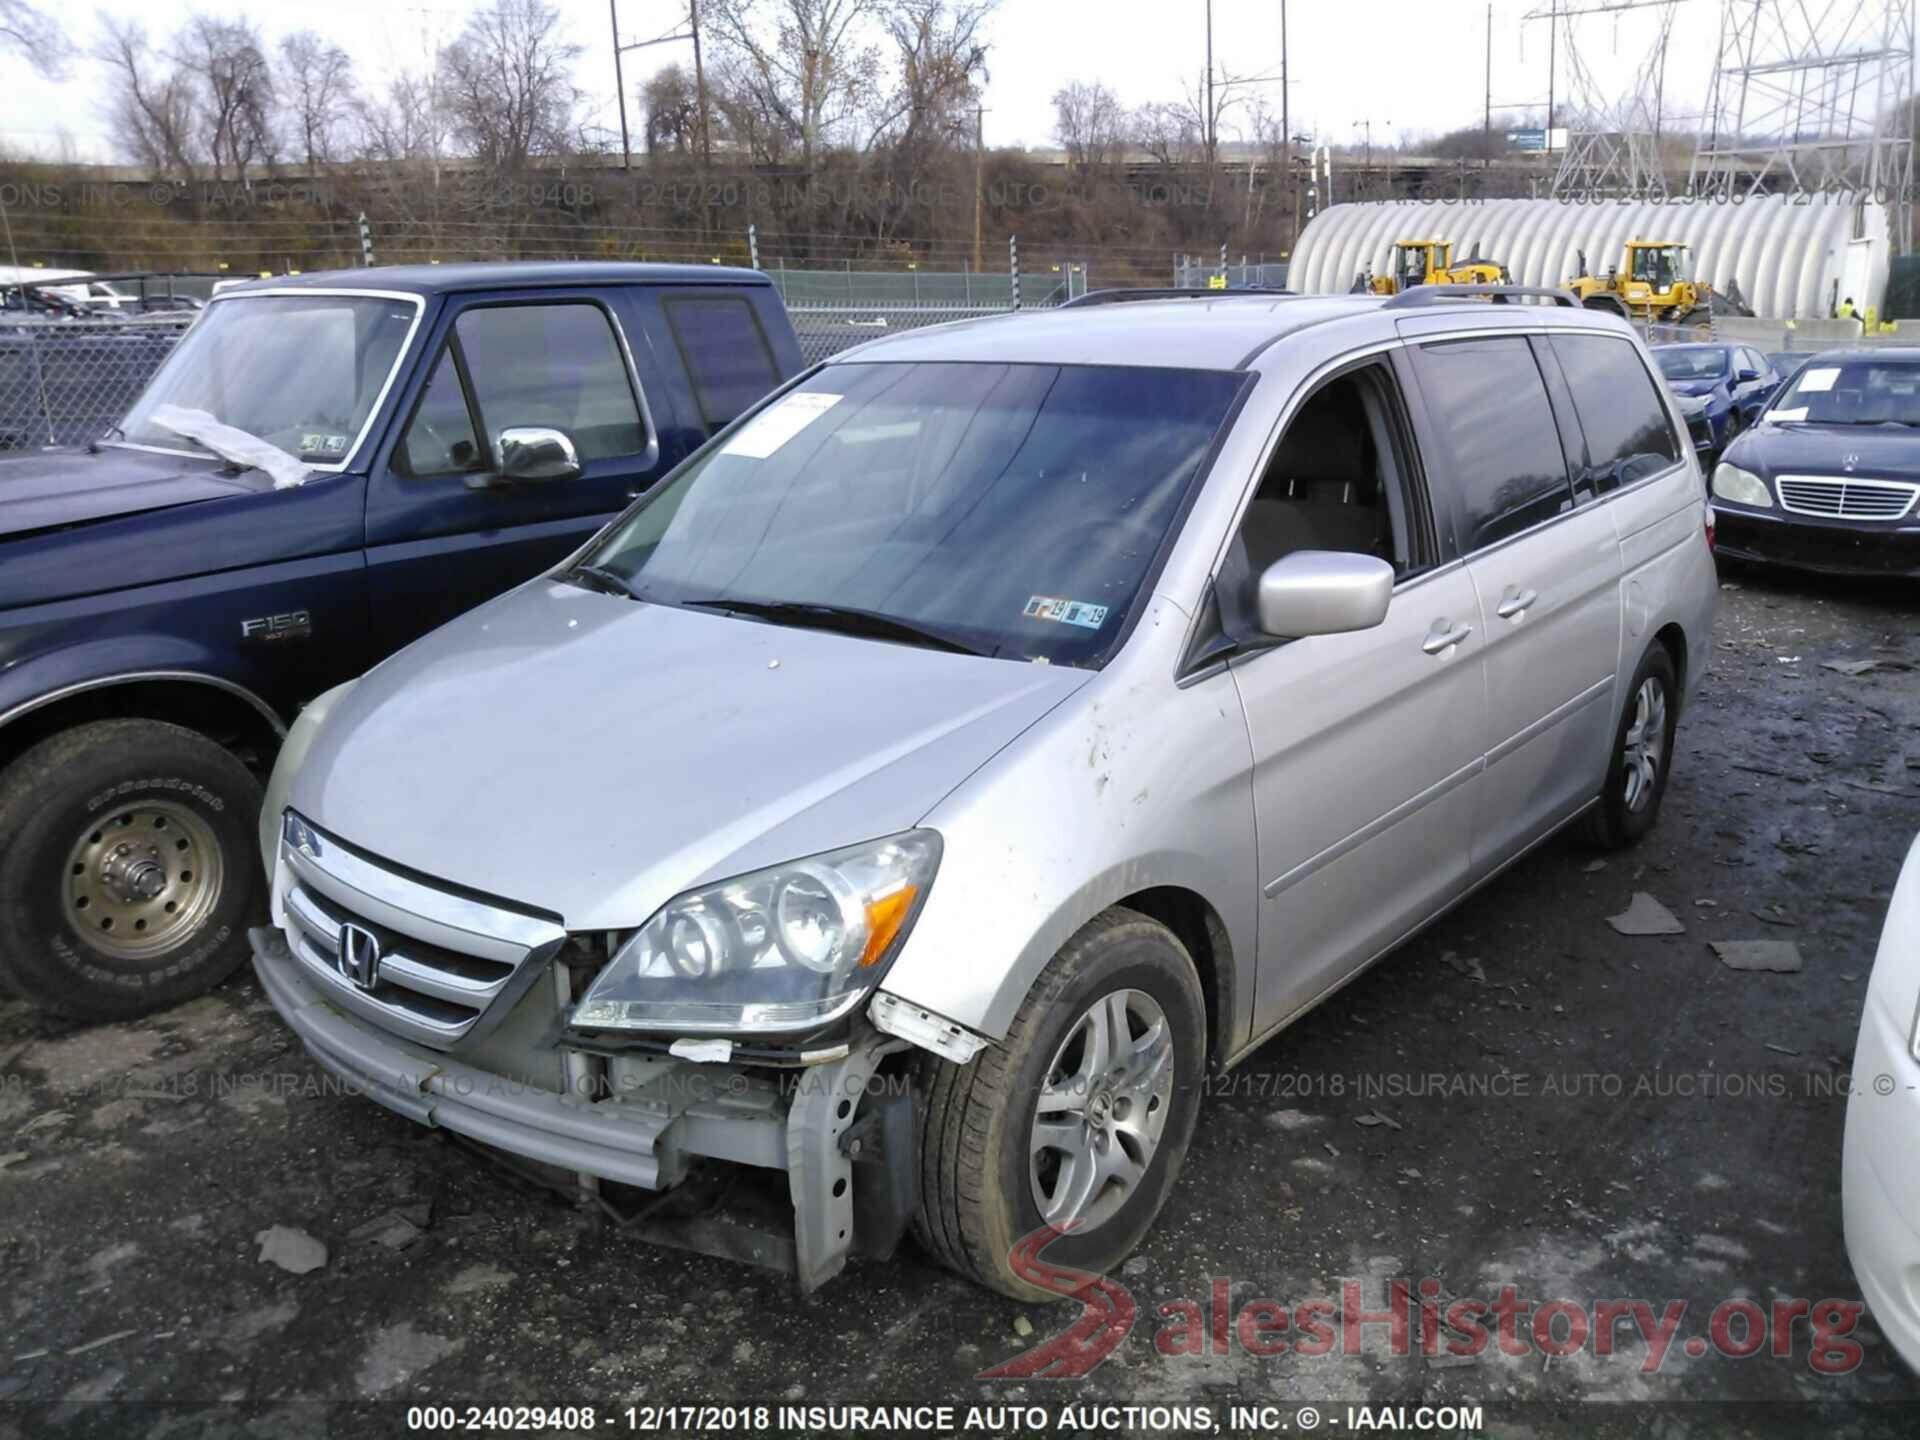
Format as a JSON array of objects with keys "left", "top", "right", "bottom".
[{"left": 1287, "top": 196, "right": 1889, "bottom": 318}]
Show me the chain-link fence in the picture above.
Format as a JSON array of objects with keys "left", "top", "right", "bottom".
[
  {"left": 1171, "top": 259, "right": 1290, "bottom": 290},
  {"left": 0, "top": 296, "right": 1068, "bottom": 451},
  {"left": 0, "top": 312, "right": 196, "bottom": 450},
  {"left": 786, "top": 301, "right": 1041, "bottom": 364}
]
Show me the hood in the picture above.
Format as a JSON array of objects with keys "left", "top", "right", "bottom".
[
  {"left": 1728, "top": 421, "right": 1920, "bottom": 481},
  {"left": 291, "top": 581, "right": 1093, "bottom": 931},
  {"left": 0, "top": 445, "right": 267, "bottom": 540},
  {"left": 1665, "top": 378, "right": 1727, "bottom": 401}
]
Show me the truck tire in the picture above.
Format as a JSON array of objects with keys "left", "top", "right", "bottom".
[
  {"left": 1582, "top": 294, "right": 1631, "bottom": 319},
  {"left": 1585, "top": 644, "right": 1679, "bottom": 850},
  {"left": 0, "top": 719, "right": 263, "bottom": 1020},
  {"left": 914, "top": 907, "right": 1206, "bottom": 1299}
]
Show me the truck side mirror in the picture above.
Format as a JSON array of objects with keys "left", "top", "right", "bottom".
[{"left": 495, "top": 426, "right": 581, "bottom": 483}]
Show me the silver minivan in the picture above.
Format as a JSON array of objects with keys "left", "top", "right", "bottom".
[{"left": 253, "top": 288, "right": 1717, "bottom": 1296}]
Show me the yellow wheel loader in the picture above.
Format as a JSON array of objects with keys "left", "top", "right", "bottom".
[
  {"left": 1359, "top": 240, "right": 1509, "bottom": 296},
  {"left": 1563, "top": 240, "right": 1732, "bottom": 325}
]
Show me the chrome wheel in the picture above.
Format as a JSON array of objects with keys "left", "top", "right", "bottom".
[
  {"left": 1621, "top": 676, "right": 1668, "bottom": 814},
  {"left": 62, "top": 801, "right": 225, "bottom": 962},
  {"left": 1029, "top": 988, "right": 1175, "bottom": 1232}
]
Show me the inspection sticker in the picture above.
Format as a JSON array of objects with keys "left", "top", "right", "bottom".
[
  {"left": 722, "top": 391, "right": 843, "bottom": 459},
  {"left": 299, "top": 432, "right": 350, "bottom": 460},
  {"left": 1024, "top": 595, "right": 1109, "bottom": 629}
]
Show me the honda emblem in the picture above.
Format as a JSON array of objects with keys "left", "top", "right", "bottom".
[{"left": 338, "top": 923, "right": 382, "bottom": 989}]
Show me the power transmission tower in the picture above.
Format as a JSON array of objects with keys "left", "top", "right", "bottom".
[
  {"left": 1689, "top": 0, "right": 1916, "bottom": 251},
  {"left": 1526, "top": 1, "right": 1683, "bottom": 198}
]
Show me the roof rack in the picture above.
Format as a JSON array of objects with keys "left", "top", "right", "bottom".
[
  {"left": 1060, "top": 286, "right": 1295, "bottom": 309},
  {"left": 1381, "top": 283, "right": 1579, "bottom": 310}
]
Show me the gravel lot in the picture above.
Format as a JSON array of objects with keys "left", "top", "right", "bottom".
[{"left": 2, "top": 566, "right": 1918, "bottom": 1438}]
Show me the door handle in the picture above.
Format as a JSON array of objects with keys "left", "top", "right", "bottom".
[
  {"left": 1496, "top": 587, "right": 1538, "bottom": 619},
  {"left": 1422, "top": 620, "right": 1474, "bottom": 655}
]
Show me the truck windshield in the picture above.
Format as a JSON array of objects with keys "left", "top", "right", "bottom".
[
  {"left": 115, "top": 294, "right": 417, "bottom": 466},
  {"left": 580, "top": 360, "right": 1246, "bottom": 668}
]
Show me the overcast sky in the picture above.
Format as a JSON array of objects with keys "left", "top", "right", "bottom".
[{"left": 0, "top": 0, "right": 1728, "bottom": 163}]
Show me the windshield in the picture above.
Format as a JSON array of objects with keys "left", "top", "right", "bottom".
[
  {"left": 1766, "top": 359, "right": 1920, "bottom": 426},
  {"left": 580, "top": 361, "right": 1246, "bottom": 667},
  {"left": 1631, "top": 247, "right": 1687, "bottom": 285},
  {"left": 1655, "top": 346, "right": 1728, "bottom": 382},
  {"left": 116, "top": 294, "right": 417, "bottom": 464}
]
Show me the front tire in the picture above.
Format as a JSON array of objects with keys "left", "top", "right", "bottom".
[
  {"left": 915, "top": 908, "right": 1207, "bottom": 1299},
  {"left": 1586, "top": 645, "right": 1679, "bottom": 849},
  {"left": 0, "top": 720, "right": 263, "bottom": 1020}
]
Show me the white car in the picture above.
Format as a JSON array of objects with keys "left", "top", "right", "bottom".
[{"left": 1844, "top": 830, "right": 1920, "bottom": 1371}]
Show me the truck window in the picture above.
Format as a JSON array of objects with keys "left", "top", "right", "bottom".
[
  {"left": 398, "top": 348, "right": 482, "bottom": 477},
  {"left": 452, "top": 302, "right": 647, "bottom": 463},
  {"left": 663, "top": 295, "right": 780, "bottom": 432}
]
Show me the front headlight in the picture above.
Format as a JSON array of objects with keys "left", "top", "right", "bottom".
[
  {"left": 1711, "top": 462, "right": 1773, "bottom": 508},
  {"left": 571, "top": 830, "right": 942, "bottom": 1036}
]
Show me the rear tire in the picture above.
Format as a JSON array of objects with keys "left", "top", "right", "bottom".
[
  {"left": 1585, "top": 645, "right": 1680, "bottom": 849},
  {"left": 0, "top": 720, "right": 263, "bottom": 1020},
  {"left": 1582, "top": 295, "right": 1631, "bottom": 319},
  {"left": 914, "top": 907, "right": 1206, "bottom": 1299}
]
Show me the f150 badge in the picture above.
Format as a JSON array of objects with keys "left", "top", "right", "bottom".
[{"left": 240, "top": 610, "right": 313, "bottom": 642}]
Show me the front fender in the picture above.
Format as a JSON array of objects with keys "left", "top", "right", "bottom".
[
  {"left": 0, "top": 634, "right": 286, "bottom": 736},
  {"left": 878, "top": 661, "right": 1258, "bottom": 1056}
]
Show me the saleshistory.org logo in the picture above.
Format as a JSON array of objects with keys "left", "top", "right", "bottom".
[{"left": 979, "top": 1226, "right": 1866, "bottom": 1380}]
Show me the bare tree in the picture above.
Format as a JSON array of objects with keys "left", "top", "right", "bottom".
[
  {"left": 355, "top": 70, "right": 447, "bottom": 166},
  {"left": 643, "top": 63, "right": 701, "bottom": 155},
  {"left": 705, "top": 0, "right": 884, "bottom": 168},
  {"left": 172, "top": 15, "right": 276, "bottom": 180},
  {"left": 872, "top": 0, "right": 990, "bottom": 152},
  {"left": 1052, "top": 79, "right": 1124, "bottom": 172},
  {"left": 1133, "top": 99, "right": 1200, "bottom": 169},
  {"left": 96, "top": 17, "right": 198, "bottom": 179},
  {"left": 279, "top": 31, "right": 356, "bottom": 168},
  {"left": 0, "top": 0, "right": 66, "bottom": 77},
  {"left": 435, "top": 0, "right": 582, "bottom": 173}
]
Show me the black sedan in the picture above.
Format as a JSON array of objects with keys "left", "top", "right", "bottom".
[{"left": 1709, "top": 349, "right": 1920, "bottom": 577}]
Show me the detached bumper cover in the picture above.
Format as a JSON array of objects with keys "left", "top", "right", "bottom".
[
  {"left": 1715, "top": 506, "right": 1920, "bottom": 577},
  {"left": 252, "top": 926, "right": 904, "bottom": 1289}
]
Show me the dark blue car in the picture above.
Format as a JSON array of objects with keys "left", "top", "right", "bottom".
[
  {"left": 1709, "top": 347, "right": 1920, "bottom": 576},
  {"left": 0, "top": 262, "right": 801, "bottom": 1018},
  {"left": 1654, "top": 342, "right": 1781, "bottom": 455}
]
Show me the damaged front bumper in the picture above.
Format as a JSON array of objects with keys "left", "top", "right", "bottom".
[{"left": 251, "top": 925, "right": 920, "bottom": 1290}]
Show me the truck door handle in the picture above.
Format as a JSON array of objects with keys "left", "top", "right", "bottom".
[
  {"left": 1422, "top": 621, "right": 1474, "bottom": 655},
  {"left": 1496, "top": 587, "right": 1538, "bottom": 619}
]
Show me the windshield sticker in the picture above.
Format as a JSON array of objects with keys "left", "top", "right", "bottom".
[
  {"left": 723, "top": 392, "right": 843, "bottom": 459},
  {"left": 1796, "top": 367, "right": 1840, "bottom": 393},
  {"left": 1024, "top": 595, "right": 1110, "bottom": 630},
  {"left": 1769, "top": 407, "right": 1808, "bottom": 423},
  {"left": 298, "top": 432, "right": 350, "bottom": 461}
]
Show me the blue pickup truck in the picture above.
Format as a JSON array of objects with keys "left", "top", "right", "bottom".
[{"left": 0, "top": 262, "right": 802, "bottom": 1019}]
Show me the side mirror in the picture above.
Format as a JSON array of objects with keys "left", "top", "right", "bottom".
[
  {"left": 1256, "top": 550, "right": 1396, "bottom": 639},
  {"left": 1737, "top": 368, "right": 1760, "bottom": 382},
  {"left": 496, "top": 426, "right": 581, "bottom": 483}
]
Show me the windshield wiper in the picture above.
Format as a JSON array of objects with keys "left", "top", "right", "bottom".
[
  {"left": 682, "top": 597, "right": 987, "bottom": 656},
  {"left": 563, "top": 563, "right": 641, "bottom": 600}
]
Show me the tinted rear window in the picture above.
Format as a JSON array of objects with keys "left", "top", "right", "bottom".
[
  {"left": 664, "top": 296, "right": 780, "bottom": 432},
  {"left": 1407, "top": 337, "right": 1574, "bottom": 552},
  {"left": 1548, "top": 334, "right": 1682, "bottom": 493}
]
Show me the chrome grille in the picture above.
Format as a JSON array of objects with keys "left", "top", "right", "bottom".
[
  {"left": 1776, "top": 475, "right": 1919, "bottom": 520},
  {"left": 278, "top": 814, "right": 566, "bottom": 1050}
]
